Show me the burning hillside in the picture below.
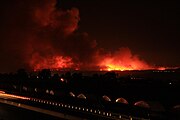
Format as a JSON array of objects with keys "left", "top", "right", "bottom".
[
  {"left": 25, "top": 0, "right": 154, "bottom": 71},
  {"left": 1, "top": 0, "right": 179, "bottom": 73},
  {"left": 0, "top": 0, "right": 165, "bottom": 72}
]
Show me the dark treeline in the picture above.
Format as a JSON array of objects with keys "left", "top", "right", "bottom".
[
  {"left": 1, "top": 69, "right": 180, "bottom": 119},
  {"left": 0, "top": 69, "right": 180, "bottom": 113}
]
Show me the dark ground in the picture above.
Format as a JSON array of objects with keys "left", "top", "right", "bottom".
[{"left": 0, "top": 103, "right": 63, "bottom": 120}]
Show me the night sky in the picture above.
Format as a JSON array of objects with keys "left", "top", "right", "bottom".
[
  {"left": 59, "top": 0, "right": 180, "bottom": 65},
  {"left": 0, "top": 0, "right": 180, "bottom": 72}
]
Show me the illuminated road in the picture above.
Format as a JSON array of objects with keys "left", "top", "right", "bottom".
[
  {"left": 0, "top": 102, "right": 64, "bottom": 120},
  {"left": 0, "top": 91, "right": 149, "bottom": 120},
  {"left": 0, "top": 91, "right": 85, "bottom": 120}
]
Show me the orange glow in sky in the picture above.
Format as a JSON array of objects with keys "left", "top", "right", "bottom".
[
  {"left": 98, "top": 48, "right": 152, "bottom": 71},
  {"left": 31, "top": 56, "right": 77, "bottom": 71}
]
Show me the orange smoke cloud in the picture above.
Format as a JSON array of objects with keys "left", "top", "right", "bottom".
[
  {"left": 0, "top": 0, "right": 173, "bottom": 72},
  {"left": 26, "top": 1, "right": 81, "bottom": 70},
  {"left": 32, "top": 1, "right": 80, "bottom": 36},
  {"left": 27, "top": 1, "right": 154, "bottom": 71},
  {"left": 0, "top": 0, "right": 156, "bottom": 71}
]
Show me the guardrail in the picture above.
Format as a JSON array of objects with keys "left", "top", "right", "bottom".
[{"left": 0, "top": 91, "right": 150, "bottom": 120}]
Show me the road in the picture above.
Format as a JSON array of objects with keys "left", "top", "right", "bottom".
[
  {"left": 0, "top": 102, "right": 64, "bottom": 120},
  {"left": 0, "top": 90, "right": 149, "bottom": 120},
  {"left": 0, "top": 91, "right": 86, "bottom": 120}
]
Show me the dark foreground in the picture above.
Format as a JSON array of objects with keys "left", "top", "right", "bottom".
[
  {"left": 0, "top": 103, "right": 61, "bottom": 120},
  {"left": 0, "top": 69, "right": 180, "bottom": 119}
]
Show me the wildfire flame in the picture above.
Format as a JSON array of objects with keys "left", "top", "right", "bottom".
[
  {"left": 31, "top": 55, "right": 79, "bottom": 71},
  {"left": 30, "top": 47, "right": 154, "bottom": 71},
  {"left": 0, "top": 0, "right": 176, "bottom": 72},
  {"left": 26, "top": 1, "right": 166, "bottom": 72},
  {"left": 98, "top": 48, "right": 152, "bottom": 71},
  {"left": 99, "top": 58, "right": 151, "bottom": 71}
]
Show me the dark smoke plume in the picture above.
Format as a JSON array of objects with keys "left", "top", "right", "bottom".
[
  {"left": 0, "top": 0, "right": 153, "bottom": 72},
  {"left": 0, "top": 0, "right": 99, "bottom": 72}
]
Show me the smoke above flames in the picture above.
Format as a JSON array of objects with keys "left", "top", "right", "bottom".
[
  {"left": 99, "top": 47, "right": 152, "bottom": 71},
  {"left": 0, "top": 0, "right": 155, "bottom": 72},
  {"left": 27, "top": 0, "right": 99, "bottom": 70}
]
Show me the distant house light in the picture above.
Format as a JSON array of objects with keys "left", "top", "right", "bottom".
[
  {"left": 50, "top": 90, "right": 54, "bottom": 95},
  {"left": 34, "top": 88, "right": 38, "bottom": 92},
  {"left": 77, "top": 93, "right": 86, "bottom": 99},
  {"left": 60, "top": 78, "right": 65, "bottom": 82},
  {"left": 69, "top": 92, "right": 75, "bottom": 97},
  {"left": 116, "top": 97, "right": 128, "bottom": 104},
  {"left": 23, "top": 86, "right": 28, "bottom": 91},
  {"left": 134, "top": 101, "right": 150, "bottom": 108},
  {"left": 102, "top": 95, "right": 111, "bottom": 102},
  {"left": 46, "top": 89, "right": 49, "bottom": 94}
]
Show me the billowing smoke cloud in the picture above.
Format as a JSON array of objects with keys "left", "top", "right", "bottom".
[
  {"left": 17, "top": 0, "right": 99, "bottom": 70},
  {"left": 0, "top": 0, "right": 153, "bottom": 72}
]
